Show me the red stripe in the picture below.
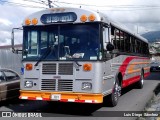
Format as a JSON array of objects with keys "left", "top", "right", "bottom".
[
  {"left": 75, "top": 100, "right": 85, "bottom": 103},
  {"left": 122, "top": 72, "right": 150, "bottom": 88},
  {"left": 144, "top": 72, "right": 150, "bottom": 78},
  {"left": 122, "top": 75, "right": 140, "bottom": 88},
  {"left": 119, "top": 56, "right": 149, "bottom": 77},
  {"left": 28, "top": 97, "right": 36, "bottom": 100},
  {"left": 119, "top": 56, "right": 137, "bottom": 77},
  {"left": 60, "top": 99, "right": 68, "bottom": 102},
  {"left": 43, "top": 98, "right": 50, "bottom": 101}
]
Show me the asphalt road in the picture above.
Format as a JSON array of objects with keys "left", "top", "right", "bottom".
[
  {"left": 145, "top": 72, "right": 160, "bottom": 80},
  {"left": 0, "top": 72, "right": 159, "bottom": 120}
]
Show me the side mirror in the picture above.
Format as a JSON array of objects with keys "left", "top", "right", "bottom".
[{"left": 106, "top": 42, "right": 114, "bottom": 51}]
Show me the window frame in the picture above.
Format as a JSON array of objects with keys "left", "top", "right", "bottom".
[{"left": 3, "top": 70, "right": 20, "bottom": 82}]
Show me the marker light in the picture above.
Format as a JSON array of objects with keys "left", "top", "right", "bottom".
[
  {"left": 25, "top": 18, "right": 31, "bottom": 25},
  {"left": 80, "top": 15, "right": 87, "bottom": 22},
  {"left": 32, "top": 18, "right": 38, "bottom": 25},
  {"left": 83, "top": 63, "right": 92, "bottom": 71},
  {"left": 26, "top": 63, "right": 33, "bottom": 71},
  {"left": 89, "top": 14, "right": 96, "bottom": 21}
]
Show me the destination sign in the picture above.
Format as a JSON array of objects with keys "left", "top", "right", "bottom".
[{"left": 41, "top": 12, "right": 77, "bottom": 24}]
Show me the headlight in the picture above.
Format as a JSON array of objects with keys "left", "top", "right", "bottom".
[
  {"left": 82, "top": 82, "right": 92, "bottom": 90},
  {"left": 24, "top": 81, "right": 33, "bottom": 88}
]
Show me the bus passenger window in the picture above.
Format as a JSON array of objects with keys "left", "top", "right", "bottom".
[
  {"left": 131, "top": 37, "right": 136, "bottom": 53},
  {"left": 124, "top": 33, "right": 131, "bottom": 52},
  {"left": 0, "top": 71, "right": 5, "bottom": 81}
]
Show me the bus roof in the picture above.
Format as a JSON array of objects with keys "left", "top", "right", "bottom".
[{"left": 23, "top": 7, "right": 148, "bottom": 43}]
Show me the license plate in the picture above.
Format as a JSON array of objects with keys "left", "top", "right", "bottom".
[{"left": 51, "top": 94, "right": 61, "bottom": 100}]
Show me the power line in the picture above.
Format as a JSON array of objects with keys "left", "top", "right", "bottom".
[
  {"left": 0, "top": 0, "right": 47, "bottom": 8},
  {"left": 53, "top": 1, "right": 160, "bottom": 10},
  {"left": 21, "top": 0, "right": 46, "bottom": 5},
  {"left": 21, "top": 0, "right": 49, "bottom": 7}
]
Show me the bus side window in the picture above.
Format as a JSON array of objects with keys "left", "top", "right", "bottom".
[
  {"left": 119, "top": 31, "right": 125, "bottom": 52},
  {"left": 111, "top": 26, "right": 116, "bottom": 49},
  {"left": 131, "top": 37, "right": 136, "bottom": 53},
  {"left": 111, "top": 26, "right": 123, "bottom": 51},
  {"left": 124, "top": 33, "right": 131, "bottom": 52}
]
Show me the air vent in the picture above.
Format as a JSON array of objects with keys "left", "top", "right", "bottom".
[
  {"left": 58, "top": 79, "right": 73, "bottom": 91},
  {"left": 41, "top": 79, "right": 56, "bottom": 90},
  {"left": 58, "top": 63, "right": 73, "bottom": 75},
  {"left": 42, "top": 63, "right": 56, "bottom": 74}
]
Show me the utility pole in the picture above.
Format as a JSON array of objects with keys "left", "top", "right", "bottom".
[
  {"left": 47, "top": 0, "right": 52, "bottom": 8},
  {"left": 137, "top": 25, "right": 139, "bottom": 34}
]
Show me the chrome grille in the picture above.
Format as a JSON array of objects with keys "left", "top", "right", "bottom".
[
  {"left": 58, "top": 63, "right": 73, "bottom": 75},
  {"left": 42, "top": 63, "right": 56, "bottom": 74},
  {"left": 41, "top": 79, "right": 56, "bottom": 90},
  {"left": 58, "top": 79, "right": 73, "bottom": 91}
]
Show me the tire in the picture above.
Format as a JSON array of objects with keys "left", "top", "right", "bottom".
[
  {"left": 109, "top": 80, "right": 121, "bottom": 107},
  {"left": 136, "top": 70, "right": 144, "bottom": 89}
]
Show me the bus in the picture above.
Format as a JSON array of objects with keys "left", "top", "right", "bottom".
[{"left": 13, "top": 7, "right": 150, "bottom": 106}]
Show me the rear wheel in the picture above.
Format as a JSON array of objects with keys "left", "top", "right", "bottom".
[
  {"left": 109, "top": 80, "right": 121, "bottom": 107},
  {"left": 136, "top": 70, "right": 144, "bottom": 89}
]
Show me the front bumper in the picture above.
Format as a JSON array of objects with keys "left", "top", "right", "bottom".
[{"left": 19, "top": 90, "right": 103, "bottom": 103}]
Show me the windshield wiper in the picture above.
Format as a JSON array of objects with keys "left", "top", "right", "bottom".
[
  {"left": 34, "top": 46, "right": 52, "bottom": 66},
  {"left": 74, "top": 60, "right": 82, "bottom": 67},
  {"left": 65, "top": 54, "right": 82, "bottom": 67}
]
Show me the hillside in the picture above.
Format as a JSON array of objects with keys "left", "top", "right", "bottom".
[{"left": 141, "top": 31, "right": 160, "bottom": 43}]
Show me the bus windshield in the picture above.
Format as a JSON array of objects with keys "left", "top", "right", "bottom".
[{"left": 23, "top": 23, "right": 101, "bottom": 61}]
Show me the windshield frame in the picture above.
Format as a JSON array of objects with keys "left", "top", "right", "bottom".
[{"left": 22, "top": 22, "right": 102, "bottom": 61}]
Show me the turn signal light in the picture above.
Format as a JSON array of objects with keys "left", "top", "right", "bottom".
[
  {"left": 80, "top": 15, "right": 87, "bottom": 22},
  {"left": 88, "top": 14, "right": 96, "bottom": 21},
  {"left": 32, "top": 18, "right": 38, "bottom": 25},
  {"left": 26, "top": 63, "right": 33, "bottom": 71},
  {"left": 83, "top": 63, "right": 92, "bottom": 71},
  {"left": 25, "top": 18, "right": 31, "bottom": 25}
]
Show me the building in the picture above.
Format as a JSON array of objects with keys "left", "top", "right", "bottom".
[{"left": 0, "top": 44, "right": 22, "bottom": 50}]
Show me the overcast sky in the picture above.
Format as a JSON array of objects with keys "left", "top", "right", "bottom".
[{"left": 1, "top": 0, "right": 160, "bottom": 45}]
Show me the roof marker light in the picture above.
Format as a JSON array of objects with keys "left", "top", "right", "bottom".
[
  {"left": 32, "top": 18, "right": 38, "bottom": 25},
  {"left": 80, "top": 15, "right": 87, "bottom": 22},
  {"left": 89, "top": 14, "right": 96, "bottom": 21},
  {"left": 25, "top": 18, "right": 31, "bottom": 25}
]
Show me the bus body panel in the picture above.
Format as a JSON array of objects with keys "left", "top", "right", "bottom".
[
  {"left": 20, "top": 55, "right": 150, "bottom": 103},
  {"left": 19, "top": 7, "right": 150, "bottom": 105}
]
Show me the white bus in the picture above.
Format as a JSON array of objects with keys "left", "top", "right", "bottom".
[{"left": 13, "top": 7, "right": 150, "bottom": 106}]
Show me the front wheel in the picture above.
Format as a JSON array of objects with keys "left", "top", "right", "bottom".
[{"left": 109, "top": 80, "right": 121, "bottom": 107}]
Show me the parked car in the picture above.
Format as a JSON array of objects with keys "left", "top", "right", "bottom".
[
  {"left": 0, "top": 69, "right": 20, "bottom": 101},
  {"left": 150, "top": 62, "right": 160, "bottom": 72}
]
